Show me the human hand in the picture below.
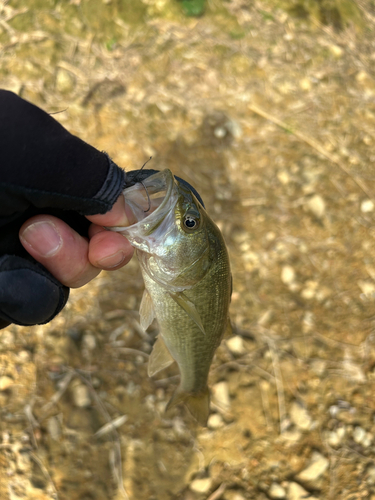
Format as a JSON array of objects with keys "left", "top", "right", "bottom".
[
  {"left": 19, "top": 196, "right": 134, "bottom": 289},
  {"left": 0, "top": 90, "right": 132, "bottom": 328}
]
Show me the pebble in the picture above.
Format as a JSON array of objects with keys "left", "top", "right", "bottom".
[
  {"left": 279, "top": 429, "right": 302, "bottom": 445},
  {"left": 0, "top": 376, "right": 13, "bottom": 391},
  {"left": 306, "top": 194, "right": 325, "bottom": 219},
  {"left": 289, "top": 401, "right": 313, "bottom": 431},
  {"left": 47, "top": 416, "right": 61, "bottom": 441},
  {"left": 17, "top": 350, "right": 31, "bottom": 363},
  {"left": 72, "top": 383, "right": 91, "bottom": 408},
  {"left": 361, "top": 199, "right": 374, "bottom": 213},
  {"left": 226, "top": 335, "right": 246, "bottom": 356},
  {"left": 269, "top": 482, "right": 286, "bottom": 499},
  {"left": 329, "top": 44, "right": 343, "bottom": 57},
  {"left": 281, "top": 265, "right": 295, "bottom": 285},
  {"left": 353, "top": 426, "right": 373, "bottom": 447},
  {"left": 190, "top": 477, "right": 212, "bottom": 494},
  {"left": 224, "top": 492, "right": 246, "bottom": 500},
  {"left": 212, "top": 381, "right": 231, "bottom": 410},
  {"left": 55, "top": 68, "right": 75, "bottom": 93},
  {"left": 208, "top": 413, "right": 224, "bottom": 429},
  {"left": 299, "top": 78, "right": 312, "bottom": 91},
  {"left": 297, "top": 452, "right": 329, "bottom": 483},
  {"left": 326, "top": 427, "right": 345, "bottom": 447},
  {"left": 301, "top": 280, "right": 318, "bottom": 300},
  {"left": 287, "top": 482, "right": 311, "bottom": 500},
  {"left": 82, "top": 333, "right": 96, "bottom": 351},
  {"left": 310, "top": 359, "right": 326, "bottom": 376},
  {"left": 366, "top": 465, "right": 375, "bottom": 485},
  {"left": 277, "top": 170, "right": 291, "bottom": 184}
]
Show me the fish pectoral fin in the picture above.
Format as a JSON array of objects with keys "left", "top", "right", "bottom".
[
  {"left": 148, "top": 335, "right": 175, "bottom": 377},
  {"left": 166, "top": 386, "right": 210, "bottom": 426},
  {"left": 139, "top": 289, "right": 156, "bottom": 331},
  {"left": 168, "top": 291, "right": 206, "bottom": 336}
]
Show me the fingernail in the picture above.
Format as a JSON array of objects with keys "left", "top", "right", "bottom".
[
  {"left": 97, "top": 251, "right": 126, "bottom": 269},
  {"left": 20, "top": 221, "right": 62, "bottom": 257}
]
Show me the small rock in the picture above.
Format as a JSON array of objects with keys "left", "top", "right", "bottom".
[
  {"left": 190, "top": 477, "right": 212, "bottom": 494},
  {"left": 353, "top": 426, "right": 366, "bottom": 444},
  {"left": 226, "top": 335, "right": 246, "bottom": 356},
  {"left": 287, "top": 482, "right": 309, "bottom": 500},
  {"left": 366, "top": 465, "right": 375, "bottom": 485},
  {"left": 82, "top": 333, "right": 96, "bottom": 351},
  {"left": 361, "top": 199, "right": 374, "bottom": 213},
  {"left": 299, "top": 78, "right": 311, "bottom": 91},
  {"left": 279, "top": 429, "right": 302, "bottom": 444},
  {"left": 329, "top": 44, "right": 343, "bottom": 57},
  {"left": 277, "top": 171, "right": 290, "bottom": 184},
  {"left": 0, "top": 376, "right": 13, "bottom": 391},
  {"left": 17, "top": 350, "right": 31, "bottom": 363},
  {"left": 269, "top": 482, "right": 286, "bottom": 499},
  {"left": 208, "top": 413, "right": 224, "bottom": 429},
  {"left": 212, "top": 381, "right": 230, "bottom": 410},
  {"left": 297, "top": 452, "right": 329, "bottom": 483},
  {"left": 358, "top": 280, "right": 375, "bottom": 298},
  {"left": 72, "top": 383, "right": 91, "bottom": 408},
  {"left": 55, "top": 68, "right": 75, "bottom": 93},
  {"left": 223, "top": 492, "right": 246, "bottom": 500},
  {"left": 353, "top": 426, "right": 372, "bottom": 447},
  {"left": 290, "top": 401, "right": 313, "bottom": 431},
  {"left": 47, "top": 416, "right": 61, "bottom": 441},
  {"left": 310, "top": 359, "right": 326, "bottom": 376},
  {"left": 281, "top": 265, "right": 295, "bottom": 285},
  {"left": 306, "top": 194, "right": 325, "bottom": 219},
  {"left": 356, "top": 70, "right": 372, "bottom": 84},
  {"left": 302, "top": 311, "right": 315, "bottom": 333},
  {"left": 301, "top": 280, "right": 318, "bottom": 300},
  {"left": 326, "top": 427, "right": 345, "bottom": 447}
]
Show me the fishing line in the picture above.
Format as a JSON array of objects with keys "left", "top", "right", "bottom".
[{"left": 133, "top": 157, "right": 153, "bottom": 213}]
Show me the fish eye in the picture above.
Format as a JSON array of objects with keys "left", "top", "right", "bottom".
[{"left": 184, "top": 216, "right": 199, "bottom": 230}]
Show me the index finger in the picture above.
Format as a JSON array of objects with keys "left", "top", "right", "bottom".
[{"left": 86, "top": 195, "right": 136, "bottom": 227}]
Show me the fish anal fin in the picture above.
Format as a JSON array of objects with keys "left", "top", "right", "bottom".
[
  {"left": 148, "top": 335, "right": 175, "bottom": 377},
  {"left": 139, "top": 289, "right": 155, "bottom": 331},
  {"left": 168, "top": 291, "right": 206, "bottom": 336},
  {"left": 166, "top": 386, "right": 210, "bottom": 426}
]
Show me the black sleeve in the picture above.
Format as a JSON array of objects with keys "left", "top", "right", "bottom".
[{"left": 0, "top": 90, "right": 126, "bottom": 328}]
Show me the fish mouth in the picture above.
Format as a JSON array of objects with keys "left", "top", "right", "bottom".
[
  {"left": 121, "top": 169, "right": 176, "bottom": 226},
  {"left": 107, "top": 169, "right": 180, "bottom": 249}
]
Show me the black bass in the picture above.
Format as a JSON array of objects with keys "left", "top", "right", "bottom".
[{"left": 110, "top": 169, "right": 231, "bottom": 425}]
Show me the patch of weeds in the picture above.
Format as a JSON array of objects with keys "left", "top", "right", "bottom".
[
  {"left": 229, "top": 31, "right": 246, "bottom": 39},
  {"left": 105, "top": 37, "right": 117, "bottom": 51},
  {"left": 180, "top": 0, "right": 206, "bottom": 17},
  {"left": 259, "top": 9, "right": 275, "bottom": 21}
]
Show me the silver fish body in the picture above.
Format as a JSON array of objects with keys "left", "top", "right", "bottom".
[{"left": 110, "top": 169, "right": 231, "bottom": 424}]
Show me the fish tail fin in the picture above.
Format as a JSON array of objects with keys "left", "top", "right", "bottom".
[{"left": 166, "top": 386, "right": 210, "bottom": 426}]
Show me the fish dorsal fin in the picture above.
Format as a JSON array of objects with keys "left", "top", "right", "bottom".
[
  {"left": 168, "top": 291, "right": 206, "bottom": 336},
  {"left": 148, "top": 336, "right": 175, "bottom": 377},
  {"left": 139, "top": 289, "right": 155, "bottom": 331}
]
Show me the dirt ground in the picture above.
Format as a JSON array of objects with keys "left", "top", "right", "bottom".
[{"left": 1, "top": 0, "right": 375, "bottom": 499}]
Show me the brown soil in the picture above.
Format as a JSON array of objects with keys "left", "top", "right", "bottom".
[{"left": 1, "top": 1, "right": 375, "bottom": 499}]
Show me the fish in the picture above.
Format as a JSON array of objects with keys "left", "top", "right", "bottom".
[{"left": 109, "top": 169, "right": 232, "bottom": 425}]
